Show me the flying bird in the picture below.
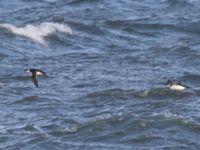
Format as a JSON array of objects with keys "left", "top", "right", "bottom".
[{"left": 25, "top": 69, "right": 47, "bottom": 87}]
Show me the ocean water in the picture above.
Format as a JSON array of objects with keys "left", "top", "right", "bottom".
[{"left": 1, "top": 0, "right": 200, "bottom": 149}]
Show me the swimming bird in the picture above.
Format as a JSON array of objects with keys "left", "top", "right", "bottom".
[
  {"left": 25, "top": 69, "right": 47, "bottom": 87},
  {"left": 165, "top": 80, "right": 189, "bottom": 91}
]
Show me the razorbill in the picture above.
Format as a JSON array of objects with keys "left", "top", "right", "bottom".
[
  {"left": 165, "top": 80, "right": 189, "bottom": 91},
  {"left": 25, "top": 69, "right": 47, "bottom": 87}
]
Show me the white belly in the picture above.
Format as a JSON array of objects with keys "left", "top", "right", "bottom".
[
  {"left": 36, "top": 71, "right": 43, "bottom": 76},
  {"left": 169, "top": 85, "right": 186, "bottom": 91}
]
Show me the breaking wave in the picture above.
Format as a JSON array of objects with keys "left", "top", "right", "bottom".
[{"left": 0, "top": 22, "right": 72, "bottom": 45}]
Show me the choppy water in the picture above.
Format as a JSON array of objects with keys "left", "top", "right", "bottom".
[{"left": 1, "top": 0, "right": 200, "bottom": 149}]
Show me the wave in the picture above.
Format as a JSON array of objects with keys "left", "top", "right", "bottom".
[
  {"left": 0, "top": 22, "right": 72, "bottom": 45},
  {"left": 105, "top": 18, "right": 200, "bottom": 36},
  {"left": 105, "top": 19, "right": 176, "bottom": 30},
  {"left": 165, "top": 0, "right": 199, "bottom": 5},
  {"left": 67, "top": 0, "right": 99, "bottom": 4},
  {"left": 85, "top": 88, "right": 195, "bottom": 100}
]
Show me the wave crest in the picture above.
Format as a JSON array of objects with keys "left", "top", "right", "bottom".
[{"left": 0, "top": 22, "right": 72, "bottom": 45}]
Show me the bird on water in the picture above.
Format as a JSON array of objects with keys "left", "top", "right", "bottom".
[{"left": 165, "top": 80, "right": 189, "bottom": 91}]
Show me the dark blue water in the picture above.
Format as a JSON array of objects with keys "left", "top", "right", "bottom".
[{"left": 1, "top": 0, "right": 200, "bottom": 149}]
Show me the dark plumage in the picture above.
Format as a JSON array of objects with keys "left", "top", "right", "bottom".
[
  {"left": 165, "top": 80, "right": 189, "bottom": 91},
  {"left": 25, "top": 69, "right": 47, "bottom": 87}
]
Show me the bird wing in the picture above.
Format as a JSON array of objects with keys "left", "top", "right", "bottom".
[
  {"left": 36, "top": 69, "right": 47, "bottom": 77},
  {"left": 180, "top": 83, "right": 190, "bottom": 88},
  {"left": 177, "top": 81, "right": 189, "bottom": 88},
  {"left": 31, "top": 72, "right": 39, "bottom": 87},
  {"left": 41, "top": 70, "right": 47, "bottom": 77}
]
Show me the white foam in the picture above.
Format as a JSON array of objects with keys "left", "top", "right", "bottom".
[
  {"left": 153, "top": 111, "right": 178, "bottom": 118},
  {"left": 0, "top": 22, "right": 72, "bottom": 44}
]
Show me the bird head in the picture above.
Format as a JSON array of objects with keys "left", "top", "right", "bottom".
[{"left": 165, "top": 80, "right": 173, "bottom": 87}]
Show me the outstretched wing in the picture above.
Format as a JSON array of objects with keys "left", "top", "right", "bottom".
[
  {"left": 31, "top": 72, "right": 39, "bottom": 87},
  {"left": 36, "top": 69, "right": 47, "bottom": 77},
  {"left": 40, "top": 70, "right": 47, "bottom": 77}
]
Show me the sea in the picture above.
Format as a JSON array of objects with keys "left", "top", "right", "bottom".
[{"left": 0, "top": 0, "right": 200, "bottom": 149}]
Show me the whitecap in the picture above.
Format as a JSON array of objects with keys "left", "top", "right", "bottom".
[
  {"left": 153, "top": 111, "right": 179, "bottom": 118},
  {"left": 0, "top": 22, "right": 72, "bottom": 45}
]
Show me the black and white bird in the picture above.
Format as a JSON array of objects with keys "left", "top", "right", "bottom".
[
  {"left": 165, "top": 80, "right": 189, "bottom": 91},
  {"left": 25, "top": 69, "right": 47, "bottom": 87}
]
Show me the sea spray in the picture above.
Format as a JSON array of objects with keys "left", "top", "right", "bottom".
[{"left": 0, "top": 22, "right": 72, "bottom": 45}]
